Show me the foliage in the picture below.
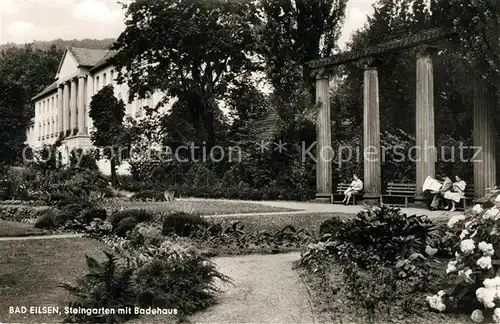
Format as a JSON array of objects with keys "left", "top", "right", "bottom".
[
  {"left": 88, "top": 85, "right": 130, "bottom": 187},
  {"left": 133, "top": 244, "right": 230, "bottom": 314},
  {"left": 109, "top": 209, "right": 154, "bottom": 230},
  {"left": 162, "top": 212, "right": 210, "bottom": 237},
  {"left": 113, "top": 0, "right": 260, "bottom": 146},
  {"left": 131, "top": 190, "right": 167, "bottom": 202},
  {"left": 299, "top": 207, "right": 440, "bottom": 318},
  {"left": 426, "top": 188, "right": 500, "bottom": 323},
  {"left": 61, "top": 252, "right": 137, "bottom": 323},
  {"left": 116, "top": 216, "right": 138, "bottom": 238},
  {"left": 0, "top": 79, "right": 29, "bottom": 165}
]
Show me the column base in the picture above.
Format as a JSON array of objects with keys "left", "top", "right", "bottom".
[{"left": 315, "top": 193, "right": 331, "bottom": 203}]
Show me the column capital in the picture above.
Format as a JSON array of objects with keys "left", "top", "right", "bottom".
[
  {"left": 415, "top": 45, "right": 439, "bottom": 58},
  {"left": 357, "top": 57, "right": 380, "bottom": 70},
  {"left": 78, "top": 74, "right": 87, "bottom": 79},
  {"left": 311, "top": 67, "right": 331, "bottom": 80}
]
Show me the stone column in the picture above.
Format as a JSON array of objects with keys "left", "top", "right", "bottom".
[
  {"left": 78, "top": 75, "right": 86, "bottom": 135},
  {"left": 57, "top": 86, "right": 63, "bottom": 135},
  {"left": 63, "top": 82, "right": 70, "bottom": 135},
  {"left": 473, "top": 74, "right": 496, "bottom": 198},
  {"left": 70, "top": 78, "right": 77, "bottom": 134},
  {"left": 414, "top": 45, "right": 437, "bottom": 206},
  {"left": 314, "top": 68, "right": 332, "bottom": 202},
  {"left": 361, "top": 58, "right": 381, "bottom": 205},
  {"left": 86, "top": 75, "right": 94, "bottom": 133}
]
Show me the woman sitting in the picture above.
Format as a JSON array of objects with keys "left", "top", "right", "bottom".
[
  {"left": 342, "top": 174, "right": 363, "bottom": 205},
  {"left": 444, "top": 175, "right": 467, "bottom": 212}
]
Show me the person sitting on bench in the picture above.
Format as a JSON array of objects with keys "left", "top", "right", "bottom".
[
  {"left": 342, "top": 174, "right": 363, "bottom": 205},
  {"left": 429, "top": 176, "right": 453, "bottom": 211},
  {"left": 443, "top": 175, "right": 467, "bottom": 212}
]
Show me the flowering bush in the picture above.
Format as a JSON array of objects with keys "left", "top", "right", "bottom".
[{"left": 427, "top": 188, "right": 500, "bottom": 322}]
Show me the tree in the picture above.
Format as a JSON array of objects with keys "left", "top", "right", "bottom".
[
  {"left": 88, "top": 85, "right": 129, "bottom": 187},
  {"left": 0, "top": 79, "right": 29, "bottom": 165},
  {"left": 112, "top": 0, "right": 260, "bottom": 147},
  {"left": 258, "top": 0, "right": 348, "bottom": 115}
]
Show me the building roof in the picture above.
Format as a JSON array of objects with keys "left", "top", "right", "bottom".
[
  {"left": 33, "top": 46, "right": 116, "bottom": 101},
  {"left": 67, "top": 47, "right": 110, "bottom": 67},
  {"left": 307, "top": 28, "right": 457, "bottom": 69},
  {"left": 31, "top": 80, "right": 58, "bottom": 101},
  {"left": 252, "top": 109, "right": 281, "bottom": 142},
  {"left": 90, "top": 49, "right": 118, "bottom": 72}
]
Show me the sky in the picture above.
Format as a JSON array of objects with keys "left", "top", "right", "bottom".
[{"left": 0, "top": 0, "right": 376, "bottom": 49}]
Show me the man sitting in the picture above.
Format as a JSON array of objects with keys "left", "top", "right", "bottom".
[
  {"left": 342, "top": 174, "right": 363, "bottom": 205},
  {"left": 429, "top": 176, "right": 453, "bottom": 211}
]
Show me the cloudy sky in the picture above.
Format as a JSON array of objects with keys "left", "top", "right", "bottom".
[{"left": 0, "top": 0, "right": 375, "bottom": 48}]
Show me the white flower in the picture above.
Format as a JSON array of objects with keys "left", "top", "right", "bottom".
[
  {"left": 461, "top": 239, "right": 476, "bottom": 254},
  {"left": 460, "top": 229, "right": 470, "bottom": 240},
  {"left": 494, "top": 308, "right": 500, "bottom": 324},
  {"left": 479, "top": 241, "right": 495, "bottom": 256},
  {"left": 438, "top": 290, "right": 446, "bottom": 297},
  {"left": 484, "top": 207, "right": 500, "bottom": 220},
  {"left": 446, "top": 260, "right": 458, "bottom": 274},
  {"left": 448, "top": 214, "right": 466, "bottom": 228},
  {"left": 473, "top": 204, "right": 484, "bottom": 215},
  {"left": 477, "top": 256, "right": 493, "bottom": 269},
  {"left": 476, "top": 287, "right": 496, "bottom": 308},
  {"left": 471, "top": 309, "right": 484, "bottom": 323},
  {"left": 426, "top": 294, "right": 446, "bottom": 312}
]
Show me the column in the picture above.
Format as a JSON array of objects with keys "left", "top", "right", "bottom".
[
  {"left": 414, "top": 45, "right": 437, "bottom": 205},
  {"left": 57, "top": 86, "right": 63, "bottom": 135},
  {"left": 473, "top": 74, "right": 496, "bottom": 199},
  {"left": 86, "top": 75, "right": 94, "bottom": 134},
  {"left": 63, "top": 82, "right": 70, "bottom": 135},
  {"left": 361, "top": 58, "right": 381, "bottom": 205},
  {"left": 314, "top": 68, "right": 332, "bottom": 202},
  {"left": 78, "top": 75, "right": 86, "bottom": 135},
  {"left": 70, "top": 78, "right": 77, "bottom": 134}
]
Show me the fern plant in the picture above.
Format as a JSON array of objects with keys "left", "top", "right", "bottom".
[{"left": 60, "top": 251, "right": 137, "bottom": 323}]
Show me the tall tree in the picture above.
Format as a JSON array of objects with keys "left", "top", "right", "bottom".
[
  {"left": 88, "top": 85, "right": 130, "bottom": 187},
  {"left": 112, "top": 0, "right": 260, "bottom": 147},
  {"left": 0, "top": 79, "right": 28, "bottom": 165},
  {"left": 259, "top": 0, "right": 347, "bottom": 115}
]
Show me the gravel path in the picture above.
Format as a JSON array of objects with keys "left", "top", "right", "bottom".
[{"left": 190, "top": 252, "right": 315, "bottom": 324}]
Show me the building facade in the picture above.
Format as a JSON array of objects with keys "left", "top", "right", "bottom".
[{"left": 27, "top": 47, "right": 170, "bottom": 172}]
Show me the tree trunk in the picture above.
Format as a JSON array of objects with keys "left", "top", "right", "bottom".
[{"left": 110, "top": 157, "right": 117, "bottom": 188}]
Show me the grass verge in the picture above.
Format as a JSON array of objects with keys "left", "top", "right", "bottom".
[{"left": 0, "top": 220, "right": 48, "bottom": 238}]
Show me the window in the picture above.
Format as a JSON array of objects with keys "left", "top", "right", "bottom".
[
  {"left": 103, "top": 73, "right": 107, "bottom": 86},
  {"left": 96, "top": 76, "right": 100, "bottom": 91},
  {"left": 110, "top": 70, "right": 114, "bottom": 82}
]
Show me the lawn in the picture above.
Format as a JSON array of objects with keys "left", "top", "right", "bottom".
[
  {"left": 0, "top": 220, "right": 47, "bottom": 238},
  {"left": 107, "top": 199, "right": 297, "bottom": 215},
  {"left": 0, "top": 237, "right": 110, "bottom": 322}
]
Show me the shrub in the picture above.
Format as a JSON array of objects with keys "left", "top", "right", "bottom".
[
  {"left": 131, "top": 190, "right": 166, "bottom": 201},
  {"left": 426, "top": 189, "right": 500, "bottom": 321},
  {"left": 109, "top": 209, "right": 154, "bottom": 229},
  {"left": 162, "top": 212, "right": 210, "bottom": 237},
  {"left": 116, "top": 216, "right": 138, "bottom": 237},
  {"left": 61, "top": 252, "right": 136, "bottom": 323},
  {"left": 319, "top": 217, "right": 345, "bottom": 237},
  {"left": 34, "top": 209, "right": 59, "bottom": 229}
]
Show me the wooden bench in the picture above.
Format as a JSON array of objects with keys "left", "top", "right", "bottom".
[
  {"left": 380, "top": 182, "right": 416, "bottom": 208},
  {"left": 331, "top": 183, "right": 363, "bottom": 205},
  {"left": 460, "top": 186, "right": 475, "bottom": 209}
]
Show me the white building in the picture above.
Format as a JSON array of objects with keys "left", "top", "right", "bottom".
[{"left": 28, "top": 47, "right": 170, "bottom": 173}]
